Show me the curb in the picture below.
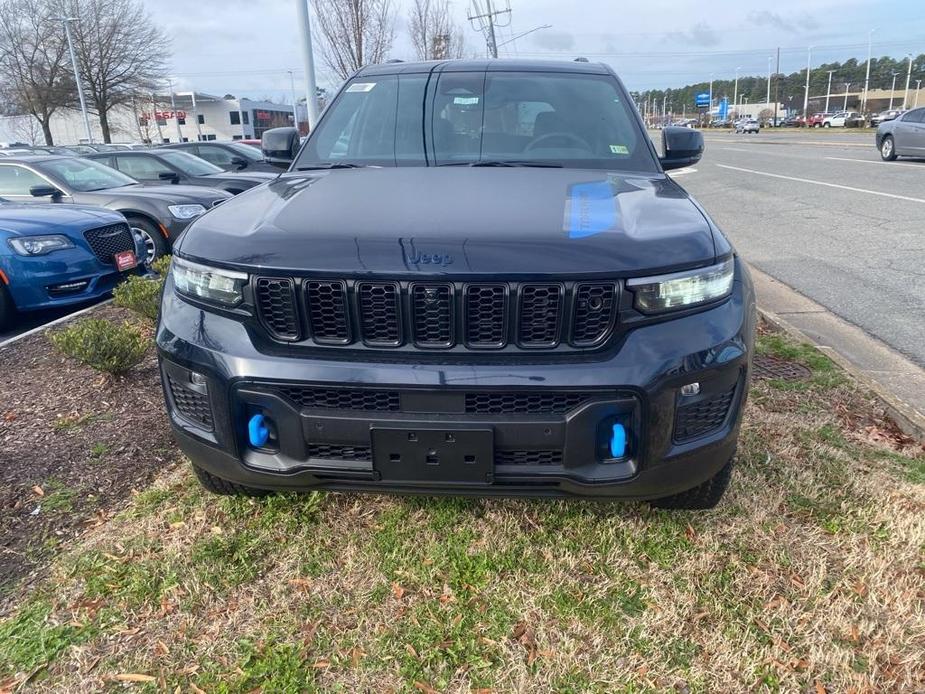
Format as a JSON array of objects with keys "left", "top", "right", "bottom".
[{"left": 758, "top": 306, "right": 925, "bottom": 443}]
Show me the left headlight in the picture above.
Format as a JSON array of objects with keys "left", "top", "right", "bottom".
[
  {"left": 8, "top": 235, "right": 74, "bottom": 256},
  {"left": 172, "top": 256, "right": 247, "bottom": 307},
  {"left": 627, "top": 259, "right": 734, "bottom": 313},
  {"left": 168, "top": 204, "right": 207, "bottom": 220}
]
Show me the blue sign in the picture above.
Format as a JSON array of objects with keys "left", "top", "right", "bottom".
[
  {"left": 695, "top": 92, "right": 710, "bottom": 108},
  {"left": 718, "top": 97, "right": 729, "bottom": 120}
]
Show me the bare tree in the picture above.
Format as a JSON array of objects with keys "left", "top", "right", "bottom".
[
  {"left": 57, "top": 0, "right": 170, "bottom": 142},
  {"left": 313, "top": 0, "right": 396, "bottom": 80},
  {"left": 0, "top": 0, "right": 74, "bottom": 145},
  {"left": 408, "top": 0, "right": 465, "bottom": 60}
]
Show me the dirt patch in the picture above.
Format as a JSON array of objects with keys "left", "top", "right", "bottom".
[{"left": 0, "top": 306, "right": 179, "bottom": 596}]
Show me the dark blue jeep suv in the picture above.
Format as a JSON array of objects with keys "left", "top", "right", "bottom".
[{"left": 156, "top": 59, "right": 755, "bottom": 509}]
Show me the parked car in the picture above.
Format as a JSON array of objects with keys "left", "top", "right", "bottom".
[
  {"left": 807, "top": 113, "right": 831, "bottom": 128},
  {"left": 735, "top": 119, "right": 760, "bottom": 134},
  {"left": 160, "top": 141, "right": 278, "bottom": 172},
  {"left": 876, "top": 107, "right": 925, "bottom": 161},
  {"left": 26, "top": 146, "right": 79, "bottom": 156},
  {"left": 85, "top": 150, "right": 276, "bottom": 195},
  {"left": 822, "top": 111, "right": 861, "bottom": 128},
  {"left": 0, "top": 156, "right": 231, "bottom": 262},
  {"left": 710, "top": 119, "right": 731, "bottom": 128},
  {"left": 870, "top": 110, "right": 904, "bottom": 127},
  {"left": 157, "top": 59, "right": 755, "bottom": 509},
  {"left": 237, "top": 139, "right": 263, "bottom": 147},
  {"left": 0, "top": 200, "right": 147, "bottom": 329},
  {"left": 782, "top": 115, "right": 804, "bottom": 127}
]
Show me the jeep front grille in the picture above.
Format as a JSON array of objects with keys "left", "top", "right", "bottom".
[{"left": 254, "top": 278, "right": 619, "bottom": 352}]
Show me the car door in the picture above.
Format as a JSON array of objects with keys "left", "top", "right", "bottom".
[
  {"left": 899, "top": 108, "right": 925, "bottom": 153},
  {"left": 112, "top": 153, "right": 180, "bottom": 184},
  {"left": 0, "top": 163, "right": 71, "bottom": 203}
]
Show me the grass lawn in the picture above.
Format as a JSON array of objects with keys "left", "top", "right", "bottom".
[{"left": 1, "top": 328, "right": 923, "bottom": 693}]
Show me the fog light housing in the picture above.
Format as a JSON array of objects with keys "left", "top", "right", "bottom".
[{"left": 681, "top": 382, "right": 700, "bottom": 396}]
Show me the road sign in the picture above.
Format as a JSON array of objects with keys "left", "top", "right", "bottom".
[{"left": 695, "top": 92, "right": 710, "bottom": 108}]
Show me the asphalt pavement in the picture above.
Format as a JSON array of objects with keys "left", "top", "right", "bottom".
[
  {"left": 674, "top": 128, "right": 925, "bottom": 368},
  {"left": 0, "top": 298, "right": 107, "bottom": 345}
]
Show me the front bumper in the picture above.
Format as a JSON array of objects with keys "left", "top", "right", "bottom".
[{"left": 156, "top": 262, "right": 756, "bottom": 499}]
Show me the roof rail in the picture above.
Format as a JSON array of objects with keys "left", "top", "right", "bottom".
[{"left": 573, "top": 57, "right": 589, "bottom": 63}]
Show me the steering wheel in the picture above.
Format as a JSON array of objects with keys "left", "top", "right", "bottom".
[{"left": 525, "top": 131, "right": 592, "bottom": 152}]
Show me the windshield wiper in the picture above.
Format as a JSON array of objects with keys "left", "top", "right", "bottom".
[
  {"left": 437, "top": 160, "right": 563, "bottom": 168},
  {"left": 296, "top": 162, "right": 366, "bottom": 170}
]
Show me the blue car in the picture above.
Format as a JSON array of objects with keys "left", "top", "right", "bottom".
[{"left": 0, "top": 199, "right": 147, "bottom": 329}]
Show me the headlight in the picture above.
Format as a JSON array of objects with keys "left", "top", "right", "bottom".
[
  {"left": 172, "top": 256, "right": 247, "bottom": 307},
  {"left": 8, "top": 235, "right": 74, "bottom": 256},
  {"left": 627, "top": 259, "right": 734, "bottom": 313},
  {"left": 168, "top": 204, "right": 206, "bottom": 220}
]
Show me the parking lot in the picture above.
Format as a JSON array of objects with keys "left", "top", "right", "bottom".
[{"left": 674, "top": 129, "right": 925, "bottom": 367}]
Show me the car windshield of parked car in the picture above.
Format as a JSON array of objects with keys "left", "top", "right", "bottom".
[
  {"left": 298, "top": 71, "right": 656, "bottom": 172},
  {"left": 41, "top": 157, "right": 137, "bottom": 191},
  {"left": 159, "top": 150, "right": 224, "bottom": 176}
]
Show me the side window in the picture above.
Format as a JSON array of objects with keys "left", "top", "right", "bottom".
[
  {"left": 0, "top": 165, "right": 48, "bottom": 195},
  {"left": 197, "top": 114, "right": 205, "bottom": 125},
  {"left": 312, "top": 75, "right": 401, "bottom": 163},
  {"left": 903, "top": 108, "right": 925, "bottom": 123},
  {"left": 230, "top": 111, "right": 241, "bottom": 125},
  {"left": 197, "top": 145, "right": 234, "bottom": 166},
  {"left": 115, "top": 155, "right": 172, "bottom": 180}
]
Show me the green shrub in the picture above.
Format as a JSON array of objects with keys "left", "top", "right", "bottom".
[
  {"left": 150, "top": 254, "right": 172, "bottom": 276},
  {"left": 113, "top": 275, "right": 163, "bottom": 321},
  {"left": 49, "top": 318, "right": 148, "bottom": 374}
]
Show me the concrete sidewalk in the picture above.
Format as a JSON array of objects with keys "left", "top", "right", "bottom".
[{"left": 751, "top": 265, "right": 925, "bottom": 439}]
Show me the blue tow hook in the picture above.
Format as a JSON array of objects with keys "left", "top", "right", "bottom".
[
  {"left": 609, "top": 422, "right": 627, "bottom": 458},
  {"left": 248, "top": 413, "right": 270, "bottom": 448}
]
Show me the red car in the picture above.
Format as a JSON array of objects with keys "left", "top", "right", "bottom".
[
  {"left": 807, "top": 113, "right": 831, "bottom": 128},
  {"left": 237, "top": 139, "right": 262, "bottom": 147}
]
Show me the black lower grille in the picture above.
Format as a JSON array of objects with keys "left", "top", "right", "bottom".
[
  {"left": 308, "top": 444, "right": 371, "bottom": 462},
  {"left": 674, "top": 387, "right": 736, "bottom": 442},
  {"left": 279, "top": 386, "right": 401, "bottom": 412},
  {"left": 465, "top": 392, "right": 593, "bottom": 415},
  {"left": 83, "top": 223, "right": 134, "bottom": 264},
  {"left": 167, "top": 374, "right": 213, "bottom": 429},
  {"left": 496, "top": 450, "right": 562, "bottom": 465}
]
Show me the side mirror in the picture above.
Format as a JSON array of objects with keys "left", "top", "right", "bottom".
[
  {"left": 30, "top": 184, "right": 62, "bottom": 199},
  {"left": 262, "top": 127, "right": 300, "bottom": 170},
  {"left": 230, "top": 156, "right": 248, "bottom": 171},
  {"left": 158, "top": 172, "right": 180, "bottom": 184},
  {"left": 659, "top": 126, "right": 704, "bottom": 171}
]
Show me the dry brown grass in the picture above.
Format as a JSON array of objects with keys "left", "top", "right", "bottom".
[{"left": 1, "top": 331, "right": 923, "bottom": 693}]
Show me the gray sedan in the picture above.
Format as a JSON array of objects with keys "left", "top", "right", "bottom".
[
  {"left": 0, "top": 155, "right": 231, "bottom": 261},
  {"left": 876, "top": 107, "right": 925, "bottom": 161}
]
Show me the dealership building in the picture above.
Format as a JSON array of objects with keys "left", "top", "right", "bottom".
[{"left": 0, "top": 92, "right": 309, "bottom": 146}]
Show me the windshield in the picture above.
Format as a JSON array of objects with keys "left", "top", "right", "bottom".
[
  {"left": 159, "top": 150, "right": 223, "bottom": 176},
  {"left": 297, "top": 70, "right": 656, "bottom": 172},
  {"left": 227, "top": 142, "right": 264, "bottom": 161},
  {"left": 41, "top": 157, "right": 137, "bottom": 191}
]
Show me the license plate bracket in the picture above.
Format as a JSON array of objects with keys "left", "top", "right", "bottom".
[
  {"left": 114, "top": 250, "right": 137, "bottom": 271},
  {"left": 372, "top": 427, "right": 494, "bottom": 485}
]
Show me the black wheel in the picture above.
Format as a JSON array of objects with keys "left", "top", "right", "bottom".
[
  {"left": 0, "top": 283, "right": 16, "bottom": 332},
  {"left": 649, "top": 459, "right": 733, "bottom": 510},
  {"left": 880, "top": 135, "right": 897, "bottom": 161},
  {"left": 126, "top": 216, "right": 168, "bottom": 265},
  {"left": 192, "top": 463, "right": 272, "bottom": 497}
]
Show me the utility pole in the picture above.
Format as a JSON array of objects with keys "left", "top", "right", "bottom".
[
  {"left": 844, "top": 82, "right": 851, "bottom": 111},
  {"left": 56, "top": 17, "right": 93, "bottom": 143},
  {"left": 767, "top": 57, "right": 772, "bottom": 108},
  {"left": 862, "top": 28, "right": 876, "bottom": 114},
  {"left": 296, "top": 0, "right": 321, "bottom": 129},
  {"left": 903, "top": 55, "right": 913, "bottom": 109},
  {"left": 468, "top": 0, "right": 510, "bottom": 59},
  {"left": 825, "top": 70, "right": 835, "bottom": 113},
  {"left": 733, "top": 66, "right": 741, "bottom": 119},
  {"left": 773, "top": 47, "right": 780, "bottom": 126},
  {"left": 802, "top": 46, "right": 812, "bottom": 126},
  {"left": 889, "top": 72, "right": 898, "bottom": 110}
]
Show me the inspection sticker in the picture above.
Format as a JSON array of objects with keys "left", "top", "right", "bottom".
[
  {"left": 346, "top": 82, "right": 376, "bottom": 92},
  {"left": 609, "top": 144, "right": 629, "bottom": 154}
]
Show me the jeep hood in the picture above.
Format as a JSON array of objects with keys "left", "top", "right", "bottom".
[{"left": 177, "top": 167, "right": 720, "bottom": 277}]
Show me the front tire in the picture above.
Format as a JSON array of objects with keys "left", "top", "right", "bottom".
[
  {"left": 126, "top": 216, "right": 168, "bottom": 265},
  {"left": 880, "top": 135, "right": 897, "bottom": 161},
  {"left": 192, "top": 464, "right": 273, "bottom": 497},
  {"left": 649, "top": 459, "right": 733, "bottom": 510}
]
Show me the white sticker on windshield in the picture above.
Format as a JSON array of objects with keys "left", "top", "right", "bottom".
[
  {"left": 453, "top": 96, "right": 479, "bottom": 105},
  {"left": 346, "top": 82, "right": 376, "bottom": 93}
]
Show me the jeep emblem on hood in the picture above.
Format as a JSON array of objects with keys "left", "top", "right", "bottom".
[{"left": 406, "top": 251, "right": 453, "bottom": 267}]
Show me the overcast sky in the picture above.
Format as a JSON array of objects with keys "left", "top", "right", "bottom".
[{"left": 144, "top": 0, "right": 924, "bottom": 102}]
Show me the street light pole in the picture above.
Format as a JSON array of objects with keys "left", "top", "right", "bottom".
[
  {"left": 287, "top": 70, "right": 299, "bottom": 131},
  {"left": 825, "top": 70, "right": 834, "bottom": 113},
  {"left": 57, "top": 17, "right": 93, "bottom": 143},
  {"left": 862, "top": 28, "right": 876, "bottom": 114},
  {"left": 916, "top": 80, "right": 922, "bottom": 109},
  {"left": 767, "top": 57, "right": 772, "bottom": 108},
  {"left": 296, "top": 0, "right": 321, "bottom": 129},
  {"left": 802, "top": 46, "right": 812, "bottom": 126},
  {"left": 844, "top": 82, "right": 851, "bottom": 111},
  {"left": 709, "top": 73, "right": 713, "bottom": 113},
  {"left": 733, "top": 66, "right": 741, "bottom": 119},
  {"left": 903, "top": 55, "right": 913, "bottom": 109},
  {"left": 889, "top": 72, "right": 898, "bottom": 109}
]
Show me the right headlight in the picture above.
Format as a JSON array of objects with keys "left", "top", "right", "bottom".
[
  {"left": 172, "top": 256, "right": 247, "bottom": 307},
  {"left": 627, "top": 259, "right": 734, "bottom": 313}
]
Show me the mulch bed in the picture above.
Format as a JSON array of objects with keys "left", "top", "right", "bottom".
[{"left": 0, "top": 306, "right": 180, "bottom": 596}]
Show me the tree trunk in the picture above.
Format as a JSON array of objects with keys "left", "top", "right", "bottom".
[
  {"left": 98, "top": 109, "right": 111, "bottom": 143},
  {"left": 41, "top": 119, "right": 54, "bottom": 146}
]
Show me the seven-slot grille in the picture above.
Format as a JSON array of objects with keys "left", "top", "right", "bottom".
[
  {"left": 83, "top": 223, "right": 134, "bottom": 265},
  {"left": 254, "top": 279, "right": 619, "bottom": 351}
]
